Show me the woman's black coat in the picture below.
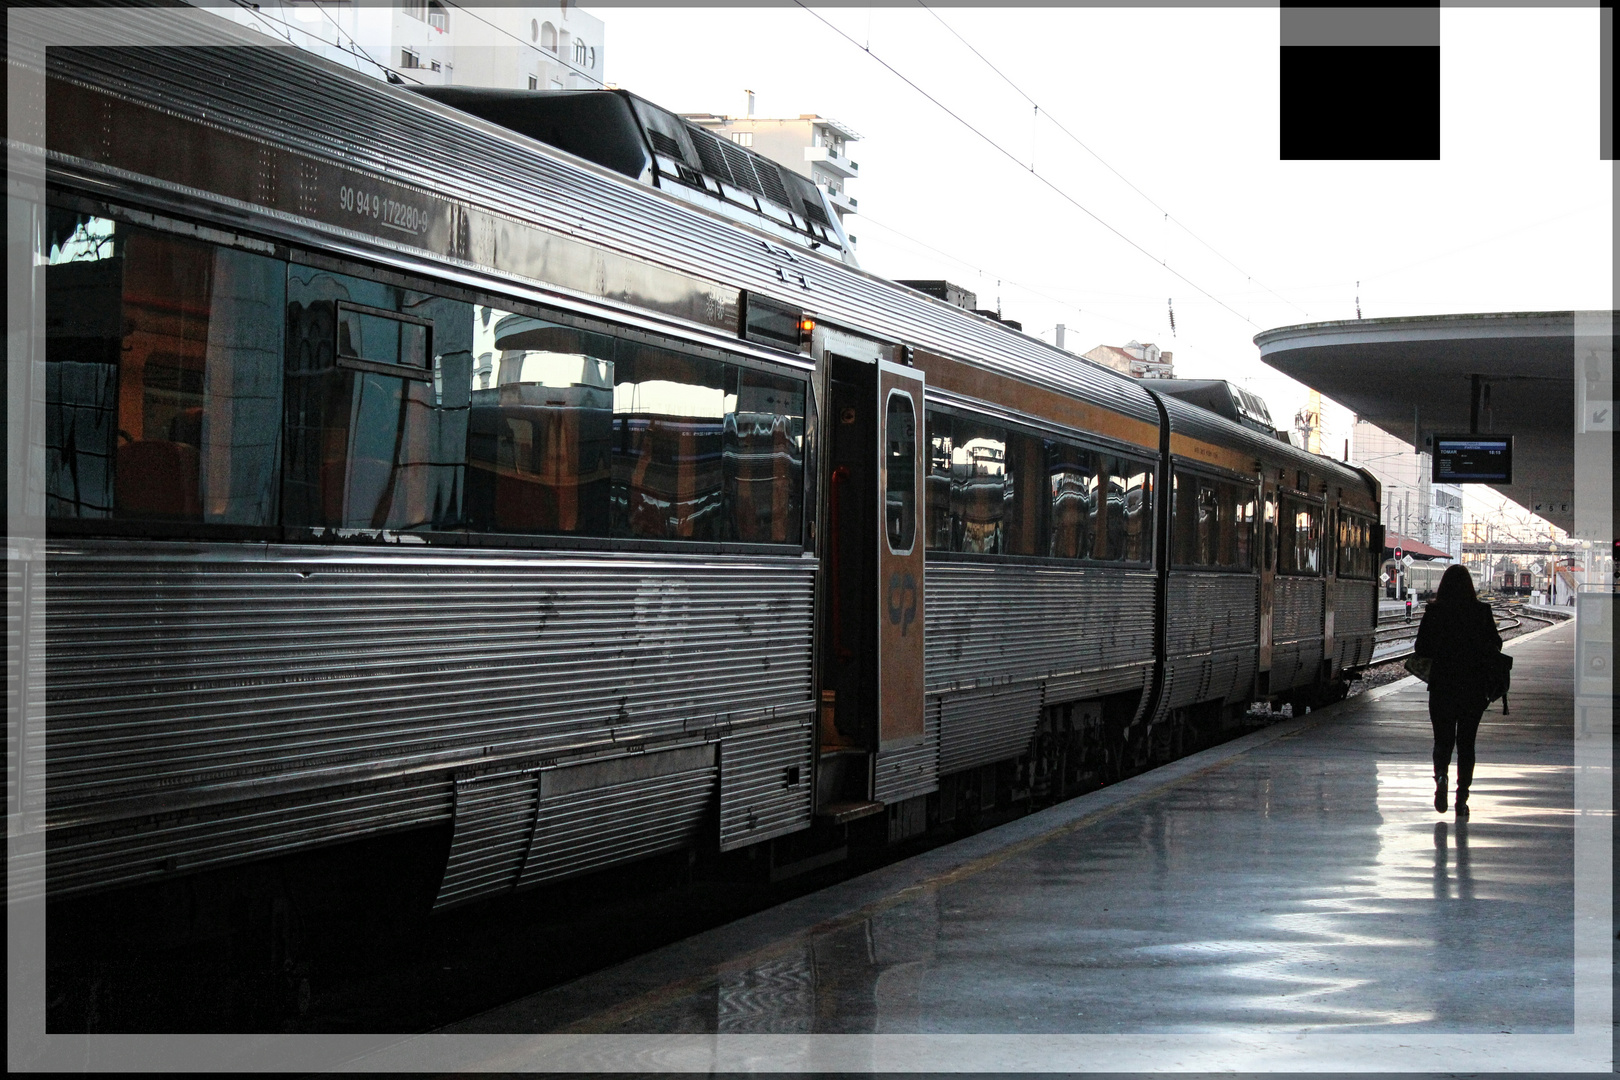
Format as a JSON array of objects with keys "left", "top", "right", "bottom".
[{"left": 1413, "top": 597, "right": 1503, "bottom": 706}]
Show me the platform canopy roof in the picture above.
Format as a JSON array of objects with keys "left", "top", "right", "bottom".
[{"left": 1255, "top": 312, "right": 1594, "bottom": 536}]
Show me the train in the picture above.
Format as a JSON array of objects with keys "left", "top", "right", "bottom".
[{"left": 23, "top": 14, "right": 1383, "bottom": 914}]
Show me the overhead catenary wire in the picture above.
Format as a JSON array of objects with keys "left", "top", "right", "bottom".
[
  {"left": 229, "top": 0, "right": 422, "bottom": 84},
  {"left": 915, "top": 1, "right": 1313, "bottom": 322},
  {"left": 857, "top": 211, "right": 1144, "bottom": 337},
  {"left": 308, "top": 0, "right": 395, "bottom": 83},
  {"left": 434, "top": 0, "right": 606, "bottom": 88},
  {"left": 794, "top": 2, "right": 1262, "bottom": 331}
]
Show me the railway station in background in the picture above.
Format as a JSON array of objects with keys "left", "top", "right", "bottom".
[{"left": 5, "top": 3, "right": 1612, "bottom": 1072}]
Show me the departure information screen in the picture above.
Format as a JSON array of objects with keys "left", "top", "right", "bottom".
[{"left": 1432, "top": 435, "right": 1513, "bottom": 483}]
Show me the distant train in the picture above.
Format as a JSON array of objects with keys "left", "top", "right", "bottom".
[{"left": 27, "top": 20, "right": 1382, "bottom": 911}]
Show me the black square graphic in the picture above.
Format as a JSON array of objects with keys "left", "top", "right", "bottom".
[{"left": 1280, "top": 45, "right": 1440, "bottom": 160}]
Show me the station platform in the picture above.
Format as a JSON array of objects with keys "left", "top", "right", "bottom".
[{"left": 349, "top": 622, "right": 1608, "bottom": 1072}]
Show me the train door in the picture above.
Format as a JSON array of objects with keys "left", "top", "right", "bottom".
[
  {"left": 1257, "top": 480, "right": 1277, "bottom": 694},
  {"left": 816, "top": 350, "right": 925, "bottom": 816}
]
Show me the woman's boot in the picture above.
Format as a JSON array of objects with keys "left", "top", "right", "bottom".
[
  {"left": 1434, "top": 773, "right": 1448, "bottom": 813},
  {"left": 1455, "top": 785, "right": 1469, "bottom": 817}
]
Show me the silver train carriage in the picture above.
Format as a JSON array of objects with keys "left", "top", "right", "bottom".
[{"left": 20, "top": 18, "right": 1382, "bottom": 908}]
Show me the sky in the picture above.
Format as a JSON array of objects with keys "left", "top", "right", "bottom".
[{"left": 597, "top": 5, "right": 1611, "bottom": 529}]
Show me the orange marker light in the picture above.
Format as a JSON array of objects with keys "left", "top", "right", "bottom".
[{"left": 799, "top": 318, "right": 816, "bottom": 335}]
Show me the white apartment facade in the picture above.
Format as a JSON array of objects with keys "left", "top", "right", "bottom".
[
  {"left": 206, "top": 1, "right": 604, "bottom": 91},
  {"left": 684, "top": 110, "right": 862, "bottom": 227}
]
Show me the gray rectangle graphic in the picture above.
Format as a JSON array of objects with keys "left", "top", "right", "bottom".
[{"left": 1281, "top": 6, "right": 1441, "bottom": 47}]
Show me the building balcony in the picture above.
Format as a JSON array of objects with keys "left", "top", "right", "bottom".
[
  {"left": 804, "top": 145, "right": 858, "bottom": 178},
  {"left": 818, "top": 184, "right": 857, "bottom": 217}
]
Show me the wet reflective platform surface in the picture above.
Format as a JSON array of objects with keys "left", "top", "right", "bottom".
[{"left": 422, "top": 625, "right": 1594, "bottom": 1058}]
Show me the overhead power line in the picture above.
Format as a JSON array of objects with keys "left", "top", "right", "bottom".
[
  {"left": 916, "top": 2, "right": 1312, "bottom": 322},
  {"left": 858, "top": 211, "right": 1143, "bottom": 336},
  {"left": 793, "top": 2, "right": 1262, "bottom": 331},
  {"left": 434, "top": 0, "right": 606, "bottom": 88}
]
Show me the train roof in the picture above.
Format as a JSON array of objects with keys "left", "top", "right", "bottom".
[
  {"left": 1153, "top": 390, "right": 1375, "bottom": 498},
  {"left": 45, "top": 15, "right": 1162, "bottom": 439}
]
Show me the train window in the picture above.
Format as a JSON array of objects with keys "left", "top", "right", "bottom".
[
  {"left": 1277, "top": 496, "right": 1323, "bottom": 575},
  {"left": 1336, "top": 512, "right": 1377, "bottom": 579},
  {"left": 725, "top": 368, "right": 805, "bottom": 544},
  {"left": 1195, "top": 481, "right": 1219, "bottom": 566},
  {"left": 951, "top": 418, "right": 1007, "bottom": 554},
  {"left": 1003, "top": 431, "right": 1045, "bottom": 557},
  {"left": 1171, "top": 471, "right": 1253, "bottom": 571},
  {"left": 925, "top": 410, "right": 953, "bottom": 551},
  {"left": 45, "top": 212, "right": 284, "bottom": 527},
  {"left": 611, "top": 344, "right": 728, "bottom": 541},
  {"left": 1116, "top": 460, "right": 1154, "bottom": 564},
  {"left": 283, "top": 265, "right": 471, "bottom": 531},
  {"left": 884, "top": 391, "right": 916, "bottom": 553},
  {"left": 465, "top": 312, "right": 615, "bottom": 535},
  {"left": 1230, "top": 486, "right": 1257, "bottom": 569},
  {"left": 1262, "top": 493, "right": 1276, "bottom": 571},
  {"left": 465, "top": 313, "right": 804, "bottom": 544},
  {"left": 335, "top": 302, "right": 430, "bottom": 373},
  {"left": 1046, "top": 440, "right": 1096, "bottom": 561}
]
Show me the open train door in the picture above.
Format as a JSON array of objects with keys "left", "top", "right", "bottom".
[{"left": 816, "top": 347, "right": 925, "bottom": 819}]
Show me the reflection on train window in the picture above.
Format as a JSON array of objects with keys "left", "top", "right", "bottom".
[
  {"left": 465, "top": 312, "right": 614, "bottom": 535},
  {"left": 925, "top": 412, "right": 953, "bottom": 550},
  {"left": 465, "top": 314, "right": 804, "bottom": 544},
  {"left": 950, "top": 418, "right": 1007, "bottom": 554},
  {"left": 284, "top": 264, "right": 471, "bottom": 531},
  {"left": 1263, "top": 493, "right": 1277, "bottom": 571},
  {"left": 1002, "top": 431, "right": 1044, "bottom": 557},
  {"left": 1171, "top": 471, "right": 1256, "bottom": 571},
  {"left": 1231, "top": 488, "right": 1256, "bottom": 568},
  {"left": 1120, "top": 464, "right": 1154, "bottom": 563},
  {"left": 1337, "top": 512, "right": 1377, "bottom": 579},
  {"left": 884, "top": 391, "right": 916, "bottom": 553},
  {"left": 611, "top": 345, "right": 805, "bottom": 543},
  {"left": 926, "top": 408, "right": 1152, "bottom": 565},
  {"left": 1046, "top": 441, "right": 1096, "bottom": 560},
  {"left": 336, "top": 303, "right": 430, "bottom": 370},
  {"left": 44, "top": 211, "right": 284, "bottom": 526},
  {"left": 1093, "top": 456, "right": 1154, "bottom": 563},
  {"left": 613, "top": 346, "right": 728, "bottom": 541},
  {"left": 1277, "top": 496, "right": 1322, "bottom": 575},
  {"left": 726, "top": 367, "right": 805, "bottom": 544}
]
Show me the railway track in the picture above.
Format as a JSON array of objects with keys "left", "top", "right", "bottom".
[{"left": 1370, "top": 598, "right": 1568, "bottom": 666}]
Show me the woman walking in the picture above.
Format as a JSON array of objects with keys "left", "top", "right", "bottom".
[{"left": 1413, "top": 564, "right": 1503, "bottom": 817}]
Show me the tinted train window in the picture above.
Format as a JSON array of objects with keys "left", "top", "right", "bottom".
[
  {"left": 284, "top": 265, "right": 471, "bottom": 531},
  {"left": 726, "top": 368, "right": 805, "bottom": 544},
  {"left": 1096, "top": 456, "right": 1154, "bottom": 564},
  {"left": 925, "top": 411, "right": 953, "bottom": 551},
  {"left": 1278, "top": 496, "right": 1323, "bottom": 575},
  {"left": 45, "top": 212, "right": 284, "bottom": 526},
  {"left": 466, "top": 314, "right": 804, "bottom": 544},
  {"left": 612, "top": 346, "right": 728, "bottom": 541},
  {"left": 1046, "top": 441, "right": 1096, "bottom": 561},
  {"left": 1230, "top": 486, "right": 1257, "bottom": 568},
  {"left": 465, "top": 312, "right": 614, "bottom": 535},
  {"left": 1003, "top": 431, "right": 1045, "bottom": 557},
  {"left": 611, "top": 344, "right": 805, "bottom": 543},
  {"left": 951, "top": 417, "right": 1007, "bottom": 554},
  {"left": 1337, "top": 511, "right": 1377, "bottom": 579},
  {"left": 1171, "top": 471, "right": 1256, "bottom": 571}
]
